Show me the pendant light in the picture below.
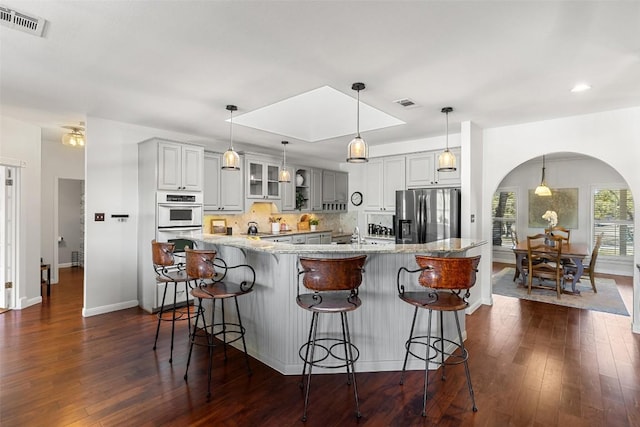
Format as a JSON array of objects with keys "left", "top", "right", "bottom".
[
  {"left": 278, "top": 141, "right": 291, "bottom": 182},
  {"left": 222, "top": 104, "right": 240, "bottom": 171},
  {"left": 534, "top": 154, "right": 552, "bottom": 196},
  {"left": 437, "top": 107, "right": 456, "bottom": 172},
  {"left": 61, "top": 124, "right": 85, "bottom": 148},
  {"left": 346, "top": 82, "right": 369, "bottom": 163}
]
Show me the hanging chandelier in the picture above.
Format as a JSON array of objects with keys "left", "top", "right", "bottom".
[
  {"left": 534, "top": 154, "right": 552, "bottom": 196},
  {"left": 221, "top": 105, "right": 240, "bottom": 171},
  {"left": 278, "top": 141, "right": 291, "bottom": 183},
  {"left": 437, "top": 107, "right": 456, "bottom": 172},
  {"left": 61, "top": 125, "right": 85, "bottom": 148},
  {"left": 346, "top": 82, "right": 369, "bottom": 163}
]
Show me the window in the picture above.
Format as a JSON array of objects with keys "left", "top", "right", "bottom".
[
  {"left": 593, "top": 187, "right": 634, "bottom": 257},
  {"left": 492, "top": 189, "right": 517, "bottom": 247}
]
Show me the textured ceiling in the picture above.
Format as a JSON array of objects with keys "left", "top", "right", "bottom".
[{"left": 1, "top": 1, "right": 639, "bottom": 162}]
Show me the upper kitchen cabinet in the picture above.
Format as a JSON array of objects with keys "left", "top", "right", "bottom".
[
  {"left": 139, "top": 138, "right": 204, "bottom": 192},
  {"left": 365, "top": 156, "right": 405, "bottom": 212},
  {"left": 157, "top": 140, "right": 204, "bottom": 191},
  {"left": 280, "top": 164, "right": 297, "bottom": 211},
  {"left": 322, "top": 170, "right": 348, "bottom": 212},
  {"left": 245, "top": 155, "right": 281, "bottom": 200},
  {"left": 310, "top": 168, "right": 323, "bottom": 211},
  {"left": 203, "top": 151, "right": 244, "bottom": 212},
  {"left": 406, "top": 148, "right": 461, "bottom": 188}
]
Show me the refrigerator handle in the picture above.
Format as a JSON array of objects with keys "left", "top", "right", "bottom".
[{"left": 418, "top": 193, "right": 425, "bottom": 243}]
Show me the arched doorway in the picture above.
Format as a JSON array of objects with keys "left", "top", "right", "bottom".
[
  {"left": 488, "top": 152, "right": 634, "bottom": 315},
  {"left": 480, "top": 141, "right": 639, "bottom": 333}
]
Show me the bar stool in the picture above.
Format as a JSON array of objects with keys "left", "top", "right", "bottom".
[
  {"left": 397, "top": 255, "right": 481, "bottom": 416},
  {"left": 151, "top": 239, "right": 195, "bottom": 363},
  {"left": 297, "top": 255, "right": 367, "bottom": 422},
  {"left": 183, "top": 248, "right": 255, "bottom": 400}
]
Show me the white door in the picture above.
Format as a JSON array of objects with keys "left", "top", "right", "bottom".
[{"left": 0, "top": 165, "right": 18, "bottom": 309}]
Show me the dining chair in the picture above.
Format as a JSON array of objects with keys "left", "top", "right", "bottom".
[
  {"left": 511, "top": 229, "right": 523, "bottom": 281},
  {"left": 564, "top": 233, "right": 602, "bottom": 293},
  {"left": 527, "top": 233, "right": 564, "bottom": 298},
  {"left": 512, "top": 229, "right": 542, "bottom": 282}
]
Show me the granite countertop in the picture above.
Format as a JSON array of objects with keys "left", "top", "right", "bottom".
[
  {"left": 194, "top": 233, "right": 486, "bottom": 255},
  {"left": 241, "top": 229, "right": 334, "bottom": 238}
]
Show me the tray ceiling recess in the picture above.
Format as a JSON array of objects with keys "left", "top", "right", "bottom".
[
  {"left": 231, "top": 86, "right": 405, "bottom": 143},
  {"left": 0, "top": 5, "right": 46, "bottom": 37}
]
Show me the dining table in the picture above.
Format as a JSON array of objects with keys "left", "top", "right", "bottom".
[{"left": 513, "top": 241, "right": 589, "bottom": 294}]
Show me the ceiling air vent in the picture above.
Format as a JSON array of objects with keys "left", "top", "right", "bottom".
[
  {"left": 0, "top": 5, "right": 46, "bottom": 37},
  {"left": 394, "top": 98, "right": 420, "bottom": 109}
]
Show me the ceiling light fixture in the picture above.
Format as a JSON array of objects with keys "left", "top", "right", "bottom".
[
  {"left": 534, "top": 154, "right": 552, "bottom": 196},
  {"left": 222, "top": 104, "right": 240, "bottom": 171},
  {"left": 278, "top": 141, "right": 291, "bottom": 183},
  {"left": 437, "top": 107, "right": 456, "bottom": 172},
  {"left": 61, "top": 124, "right": 85, "bottom": 148},
  {"left": 346, "top": 82, "right": 368, "bottom": 163}
]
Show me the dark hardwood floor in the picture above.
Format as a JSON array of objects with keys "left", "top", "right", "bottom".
[{"left": 1, "top": 266, "right": 638, "bottom": 426}]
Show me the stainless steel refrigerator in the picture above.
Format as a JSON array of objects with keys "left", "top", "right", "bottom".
[{"left": 395, "top": 188, "right": 461, "bottom": 244}]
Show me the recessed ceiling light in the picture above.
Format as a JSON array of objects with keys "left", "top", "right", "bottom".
[{"left": 571, "top": 83, "right": 592, "bottom": 93}]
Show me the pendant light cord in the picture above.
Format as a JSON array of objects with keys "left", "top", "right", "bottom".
[
  {"left": 229, "top": 109, "right": 234, "bottom": 150},
  {"left": 445, "top": 110, "right": 449, "bottom": 150},
  {"left": 356, "top": 89, "right": 361, "bottom": 138}
]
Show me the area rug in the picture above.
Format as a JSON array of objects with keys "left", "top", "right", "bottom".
[
  {"left": 0, "top": 308, "right": 10, "bottom": 315},
  {"left": 492, "top": 268, "right": 629, "bottom": 316}
]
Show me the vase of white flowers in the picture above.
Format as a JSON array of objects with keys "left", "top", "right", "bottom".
[{"left": 542, "top": 210, "right": 558, "bottom": 246}]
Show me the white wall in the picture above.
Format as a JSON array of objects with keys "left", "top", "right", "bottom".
[
  {"left": 40, "top": 140, "right": 84, "bottom": 282},
  {"left": 0, "top": 116, "right": 42, "bottom": 308},
  {"left": 81, "top": 117, "right": 238, "bottom": 316},
  {"left": 481, "top": 106, "right": 640, "bottom": 332}
]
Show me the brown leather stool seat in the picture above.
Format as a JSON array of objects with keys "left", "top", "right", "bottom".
[
  {"left": 297, "top": 255, "right": 367, "bottom": 422},
  {"left": 183, "top": 248, "right": 255, "bottom": 400},
  {"left": 397, "top": 255, "right": 481, "bottom": 417},
  {"left": 151, "top": 239, "right": 195, "bottom": 364}
]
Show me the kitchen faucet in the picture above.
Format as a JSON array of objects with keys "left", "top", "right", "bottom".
[{"left": 351, "top": 226, "right": 363, "bottom": 244}]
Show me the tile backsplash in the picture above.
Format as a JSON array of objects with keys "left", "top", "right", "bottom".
[{"left": 204, "top": 203, "right": 356, "bottom": 235}]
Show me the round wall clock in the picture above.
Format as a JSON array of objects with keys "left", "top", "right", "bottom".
[{"left": 350, "top": 191, "right": 363, "bottom": 206}]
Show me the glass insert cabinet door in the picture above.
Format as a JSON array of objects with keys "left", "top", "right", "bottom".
[
  {"left": 246, "top": 158, "right": 281, "bottom": 199},
  {"left": 266, "top": 165, "right": 280, "bottom": 198},
  {"left": 248, "top": 161, "right": 264, "bottom": 197}
]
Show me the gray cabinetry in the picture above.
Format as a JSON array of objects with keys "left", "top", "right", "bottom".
[
  {"left": 365, "top": 156, "right": 405, "bottom": 212},
  {"left": 310, "top": 168, "right": 323, "bottom": 211},
  {"left": 281, "top": 165, "right": 297, "bottom": 211},
  {"left": 406, "top": 148, "right": 461, "bottom": 188},
  {"left": 157, "top": 140, "right": 203, "bottom": 191},
  {"left": 322, "top": 170, "right": 348, "bottom": 212},
  {"left": 204, "top": 151, "right": 244, "bottom": 212},
  {"left": 246, "top": 155, "right": 281, "bottom": 200}
]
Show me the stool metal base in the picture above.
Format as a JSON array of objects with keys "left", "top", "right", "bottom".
[
  {"left": 184, "top": 295, "right": 252, "bottom": 400},
  {"left": 299, "top": 311, "right": 361, "bottom": 422},
  {"left": 153, "top": 280, "right": 193, "bottom": 364},
  {"left": 400, "top": 307, "right": 477, "bottom": 416}
]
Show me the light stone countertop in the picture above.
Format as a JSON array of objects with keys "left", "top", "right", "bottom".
[{"left": 194, "top": 233, "right": 486, "bottom": 255}]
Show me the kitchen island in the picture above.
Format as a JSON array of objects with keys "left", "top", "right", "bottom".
[{"left": 192, "top": 234, "right": 485, "bottom": 375}]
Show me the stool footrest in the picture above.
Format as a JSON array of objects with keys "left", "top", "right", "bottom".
[
  {"left": 298, "top": 337, "right": 360, "bottom": 369},
  {"left": 190, "top": 322, "right": 246, "bottom": 347},
  {"left": 405, "top": 335, "right": 469, "bottom": 366}
]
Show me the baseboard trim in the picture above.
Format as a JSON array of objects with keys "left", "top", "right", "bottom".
[
  {"left": 82, "top": 300, "right": 139, "bottom": 317},
  {"left": 16, "top": 296, "right": 42, "bottom": 309}
]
